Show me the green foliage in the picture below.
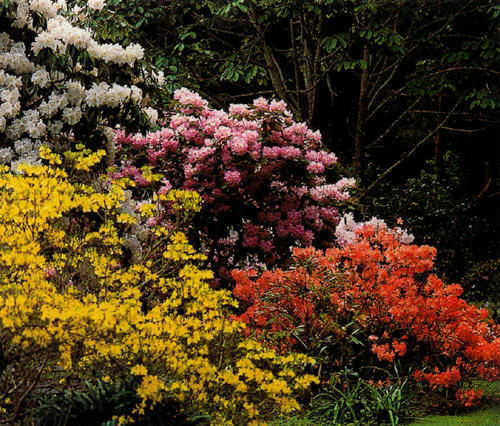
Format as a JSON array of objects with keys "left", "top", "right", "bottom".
[
  {"left": 407, "top": 406, "right": 500, "bottom": 426},
  {"left": 30, "top": 377, "right": 210, "bottom": 426},
  {"left": 463, "top": 260, "right": 500, "bottom": 322},
  {"left": 364, "top": 150, "right": 500, "bottom": 302},
  {"left": 309, "top": 368, "right": 413, "bottom": 426}
]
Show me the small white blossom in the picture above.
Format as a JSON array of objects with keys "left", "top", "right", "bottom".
[
  {"left": 14, "top": 138, "right": 33, "bottom": 155},
  {"left": 32, "top": 69, "right": 51, "bottom": 88},
  {"left": 0, "top": 147, "right": 14, "bottom": 163},
  {"left": 88, "top": 0, "right": 106, "bottom": 11}
]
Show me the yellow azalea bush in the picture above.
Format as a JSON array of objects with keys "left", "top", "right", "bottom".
[{"left": 0, "top": 149, "right": 318, "bottom": 425}]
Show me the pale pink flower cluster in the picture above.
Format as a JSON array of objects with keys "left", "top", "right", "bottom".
[
  {"left": 227, "top": 137, "right": 248, "bottom": 155},
  {"left": 253, "top": 97, "right": 269, "bottom": 109},
  {"left": 224, "top": 170, "right": 242, "bottom": 186},
  {"left": 174, "top": 87, "right": 208, "bottom": 110},
  {"left": 186, "top": 146, "right": 216, "bottom": 163},
  {"left": 262, "top": 145, "right": 302, "bottom": 159},
  {"left": 228, "top": 103, "right": 250, "bottom": 116},
  {"left": 310, "top": 178, "right": 356, "bottom": 202},
  {"left": 305, "top": 149, "right": 337, "bottom": 165},
  {"left": 335, "top": 212, "right": 415, "bottom": 247}
]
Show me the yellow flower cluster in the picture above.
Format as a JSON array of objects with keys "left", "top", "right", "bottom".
[
  {"left": 161, "top": 189, "right": 202, "bottom": 214},
  {"left": 140, "top": 165, "right": 163, "bottom": 184},
  {"left": 0, "top": 157, "right": 318, "bottom": 425},
  {"left": 60, "top": 143, "right": 107, "bottom": 171}
]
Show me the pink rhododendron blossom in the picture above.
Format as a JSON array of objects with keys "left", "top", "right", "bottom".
[
  {"left": 253, "top": 97, "right": 269, "bottom": 109},
  {"left": 228, "top": 103, "right": 250, "bottom": 116},
  {"left": 307, "top": 161, "right": 325, "bottom": 174},
  {"left": 228, "top": 137, "right": 248, "bottom": 155},
  {"left": 112, "top": 88, "right": 351, "bottom": 286},
  {"left": 224, "top": 170, "right": 241, "bottom": 186},
  {"left": 269, "top": 99, "right": 287, "bottom": 112},
  {"left": 174, "top": 87, "right": 208, "bottom": 109}
]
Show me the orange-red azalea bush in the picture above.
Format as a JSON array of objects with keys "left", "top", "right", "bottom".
[{"left": 232, "top": 222, "right": 500, "bottom": 403}]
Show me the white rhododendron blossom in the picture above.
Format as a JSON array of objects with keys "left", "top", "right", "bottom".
[
  {"left": 85, "top": 82, "right": 143, "bottom": 108},
  {"left": 144, "top": 107, "right": 159, "bottom": 124},
  {"left": 31, "top": 69, "right": 51, "bottom": 88},
  {"left": 0, "top": 0, "right": 157, "bottom": 168},
  {"left": 27, "top": 0, "right": 66, "bottom": 20},
  {"left": 0, "top": 147, "right": 15, "bottom": 164},
  {"left": 335, "top": 212, "right": 415, "bottom": 247},
  {"left": 87, "top": 0, "right": 106, "bottom": 11}
]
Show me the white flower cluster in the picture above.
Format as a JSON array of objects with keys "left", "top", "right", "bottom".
[
  {"left": 0, "top": 39, "right": 36, "bottom": 74},
  {"left": 31, "top": 69, "right": 51, "bottom": 87},
  {"left": 11, "top": 0, "right": 67, "bottom": 28},
  {"left": 31, "top": 14, "right": 144, "bottom": 66},
  {"left": 86, "top": 82, "right": 143, "bottom": 108},
  {"left": 88, "top": 0, "right": 106, "bottom": 11},
  {"left": 29, "top": 0, "right": 66, "bottom": 20},
  {"left": 0, "top": 0, "right": 157, "bottom": 169},
  {"left": 0, "top": 70, "right": 22, "bottom": 132},
  {"left": 88, "top": 42, "right": 144, "bottom": 66},
  {"left": 0, "top": 138, "right": 42, "bottom": 171},
  {"left": 144, "top": 107, "right": 159, "bottom": 124}
]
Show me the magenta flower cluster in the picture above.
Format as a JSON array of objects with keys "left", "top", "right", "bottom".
[{"left": 112, "top": 88, "right": 353, "bottom": 286}]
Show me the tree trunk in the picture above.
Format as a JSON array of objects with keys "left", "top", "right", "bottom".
[{"left": 354, "top": 44, "right": 370, "bottom": 174}]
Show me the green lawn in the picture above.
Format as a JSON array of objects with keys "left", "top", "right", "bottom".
[
  {"left": 271, "top": 381, "right": 500, "bottom": 426},
  {"left": 408, "top": 381, "right": 500, "bottom": 426},
  {"left": 407, "top": 406, "right": 500, "bottom": 426},
  {"left": 272, "top": 406, "right": 500, "bottom": 426}
]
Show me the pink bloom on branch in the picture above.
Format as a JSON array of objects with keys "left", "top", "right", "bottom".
[
  {"left": 174, "top": 87, "right": 208, "bottom": 109},
  {"left": 229, "top": 103, "right": 250, "bottom": 116},
  {"left": 262, "top": 146, "right": 279, "bottom": 159},
  {"left": 214, "top": 126, "right": 232, "bottom": 140},
  {"left": 228, "top": 137, "right": 249, "bottom": 155},
  {"left": 253, "top": 97, "right": 269, "bottom": 109},
  {"left": 307, "top": 161, "right": 325, "bottom": 174},
  {"left": 224, "top": 170, "right": 241, "bottom": 186},
  {"left": 269, "top": 99, "right": 288, "bottom": 112}
]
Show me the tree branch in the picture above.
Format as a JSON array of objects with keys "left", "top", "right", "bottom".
[
  {"left": 361, "top": 96, "right": 463, "bottom": 197},
  {"left": 366, "top": 96, "right": 422, "bottom": 148}
]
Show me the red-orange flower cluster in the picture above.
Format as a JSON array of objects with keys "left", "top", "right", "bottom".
[{"left": 233, "top": 224, "right": 500, "bottom": 402}]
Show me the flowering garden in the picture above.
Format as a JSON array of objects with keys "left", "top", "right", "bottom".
[{"left": 0, "top": 1, "right": 499, "bottom": 425}]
